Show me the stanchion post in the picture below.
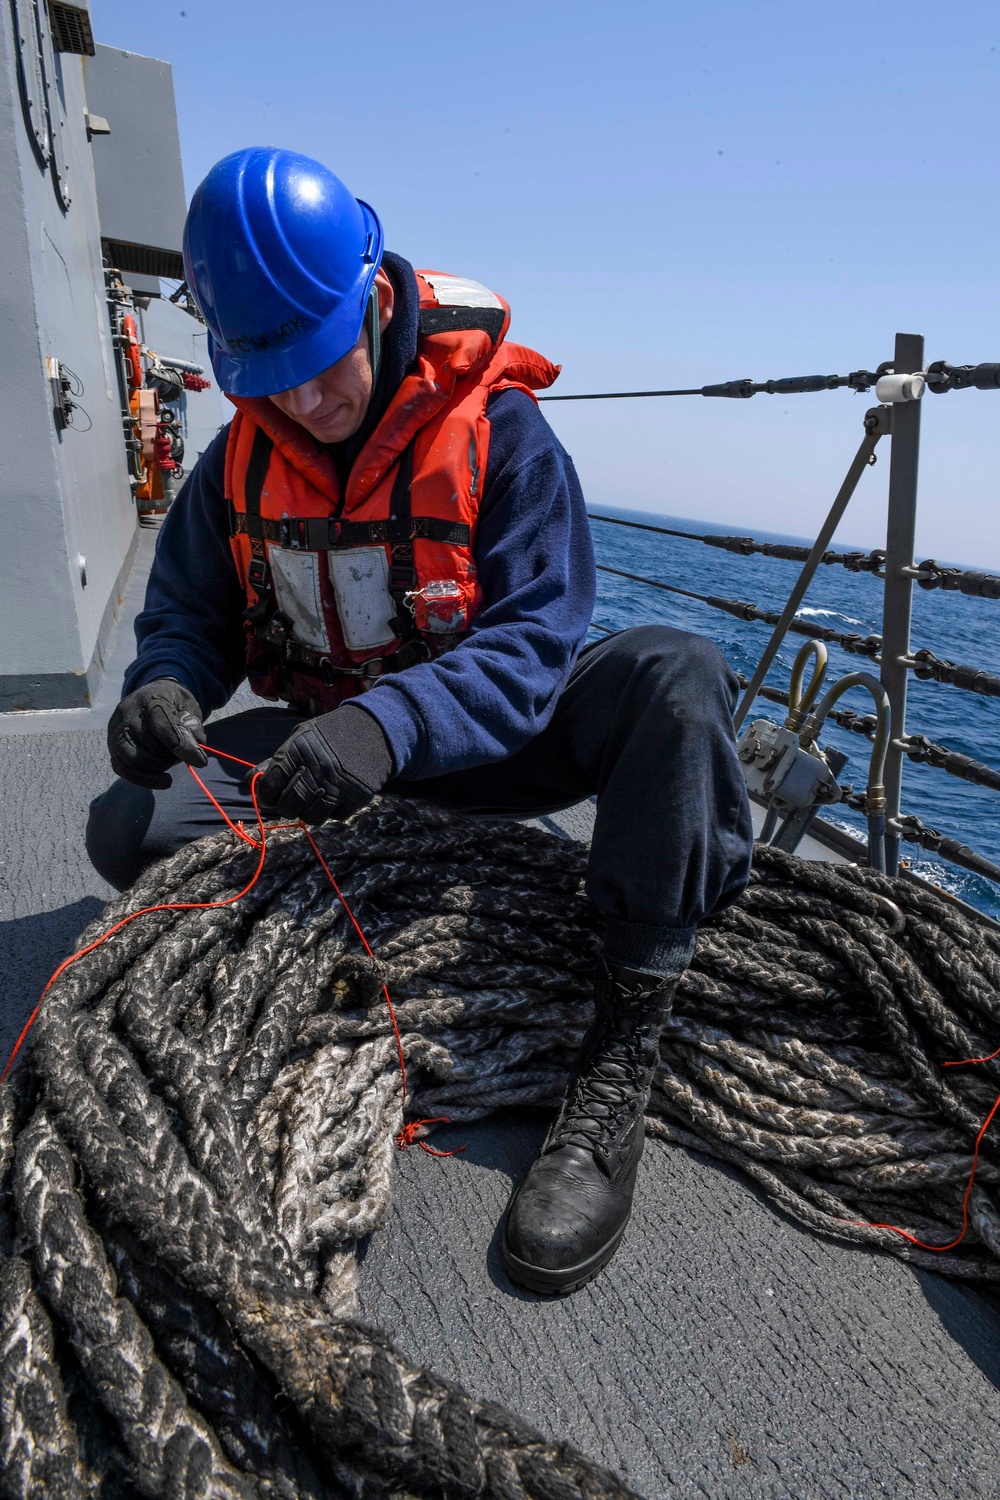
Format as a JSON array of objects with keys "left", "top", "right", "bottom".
[{"left": 880, "top": 332, "right": 924, "bottom": 875}]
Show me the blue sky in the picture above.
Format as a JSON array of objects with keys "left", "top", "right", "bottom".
[{"left": 90, "top": 0, "right": 1000, "bottom": 564}]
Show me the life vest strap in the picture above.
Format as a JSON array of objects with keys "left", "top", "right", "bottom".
[
  {"left": 270, "top": 631, "right": 431, "bottom": 683},
  {"left": 243, "top": 428, "right": 275, "bottom": 595},
  {"left": 386, "top": 441, "right": 417, "bottom": 617},
  {"left": 229, "top": 507, "right": 471, "bottom": 551},
  {"left": 418, "top": 305, "right": 506, "bottom": 342}
]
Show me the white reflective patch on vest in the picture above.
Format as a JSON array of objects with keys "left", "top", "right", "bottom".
[
  {"left": 267, "top": 547, "right": 331, "bottom": 654},
  {"left": 328, "top": 547, "right": 397, "bottom": 652},
  {"left": 422, "top": 273, "right": 502, "bottom": 310}
]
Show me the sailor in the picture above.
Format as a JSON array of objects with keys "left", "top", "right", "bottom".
[{"left": 87, "top": 148, "right": 754, "bottom": 1294}]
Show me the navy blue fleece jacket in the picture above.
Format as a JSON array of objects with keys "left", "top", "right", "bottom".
[{"left": 123, "top": 259, "right": 596, "bottom": 781}]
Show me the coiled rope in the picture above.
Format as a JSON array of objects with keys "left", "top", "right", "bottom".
[{"left": 3, "top": 797, "right": 1000, "bottom": 1498}]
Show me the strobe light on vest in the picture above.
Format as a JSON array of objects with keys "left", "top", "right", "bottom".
[{"left": 407, "top": 580, "right": 467, "bottom": 635}]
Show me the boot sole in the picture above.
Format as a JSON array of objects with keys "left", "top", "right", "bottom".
[{"left": 500, "top": 1221, "right": 628, "bottom": 1295}]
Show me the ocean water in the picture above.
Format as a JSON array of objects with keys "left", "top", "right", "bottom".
[{"left": 588, "top": 506, "right": 1000, "bottom": 923}]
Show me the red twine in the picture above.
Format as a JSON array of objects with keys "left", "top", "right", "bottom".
[{"left": 1, "top": 743, "right": 459, "bottom": 1156}]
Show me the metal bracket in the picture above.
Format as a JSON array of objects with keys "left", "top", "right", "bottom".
[{"left": 864, "top": 405, "right": 892, "bottom": 437}]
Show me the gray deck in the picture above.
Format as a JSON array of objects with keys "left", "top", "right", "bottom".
[{"left": 3, "top": 544, "right": 1000, "bottom": 1498}]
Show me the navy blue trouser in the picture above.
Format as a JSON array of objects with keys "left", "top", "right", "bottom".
[{"left": 87, "top": 627, "right": 754, "bottom": 969}]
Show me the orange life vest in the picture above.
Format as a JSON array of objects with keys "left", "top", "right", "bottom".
[{"left": 225, "top": 270, "right": 560, "bottom": 714}]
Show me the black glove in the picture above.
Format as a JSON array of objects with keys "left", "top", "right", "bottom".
[
  {"left": 107, "top": 677, "right": 208, "bottom": 789},
  {"left": 254, "top": 705, "right": 393, "bottom": 824}
]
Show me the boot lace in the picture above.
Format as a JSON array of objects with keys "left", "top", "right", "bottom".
[{"left": 551, "top": 1027, "right": 655, "bottom": 1153}]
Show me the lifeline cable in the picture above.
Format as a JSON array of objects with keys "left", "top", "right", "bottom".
[
  {"left": 595, "top": 562, "right": 881, "bottom": 657},
  {"left": 5, "top": 797, "right": 1000, "bottom": 1496},
  {"left": 538, "top": 369, "right": 884, "bottom": 401},
  {"left": 588, "top": 512, "right": 889, "bottom": 573},
  {"left": 538, "top": 360, "right": 1000, "bottom": 403},
  {"left": 589, "top": 513, "right": 1000, "bottom": 598},
  {"left": 595, "top": 563, "right": 1000, "bottom": 698}
]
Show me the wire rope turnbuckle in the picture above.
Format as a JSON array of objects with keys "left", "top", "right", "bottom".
[
  {"left": 704, "top": 535, "right": 888, "bottom": 569},
  {"left": 903, "top": 559, "right": 1000, "bottom": 600},
  {"left": 903, "top": 649, "right": 1000, "bottom": 701},
  {"left": 700, "top": 370, "right": 885, "bottom": 399},
  {"left": 877, "top": 808, "right": 1000, "bottom": 887},
  {"left": 838, "top": 790, "right": 1000, "bottom": 885},
  {"left": 589, "top": 514, "right": 890, "bottom": 575},
  {"left": 925, "top": 361, "right": 1000, "bottom": 393},
  {"left": 901, "top": 735, "right": 1000, "bottom": 794},
  {"left": 707, "top": 360, "right": 996, "bottom": 402}
]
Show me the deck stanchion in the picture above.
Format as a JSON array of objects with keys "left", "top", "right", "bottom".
[{"left": 880, "top": 333, "right": 924, "bottom": 876}]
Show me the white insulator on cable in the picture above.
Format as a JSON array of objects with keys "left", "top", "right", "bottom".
[{"left": 875, "top": 372, "right": 926, "bottom": 402}]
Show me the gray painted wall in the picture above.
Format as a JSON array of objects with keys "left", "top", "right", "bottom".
[
  {"left": 86, "top": 45, "right": 186, "bottom": 259},
  {"left": 0, "top": 9, "right": 137, "bottom": 710}
]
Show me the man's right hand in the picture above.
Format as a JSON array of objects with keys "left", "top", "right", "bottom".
[{"left": 108, "top": 678, "right": 208, "bottom": 789}]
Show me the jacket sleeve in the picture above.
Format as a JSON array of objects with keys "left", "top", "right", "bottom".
[
  {"left": 121, "top": 424, "right": 248, "bottom": 714},
  {"left": 353, "top": 389, "right": 596, "bottom": 779}
]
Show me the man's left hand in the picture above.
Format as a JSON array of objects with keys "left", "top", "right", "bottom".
[{"left": 254, "top": 705, "right": 394, "bottom": 823}]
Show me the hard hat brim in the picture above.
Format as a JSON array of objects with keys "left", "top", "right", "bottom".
[{"left": 209, "top": 200, "right": 384, "bottom": 399}]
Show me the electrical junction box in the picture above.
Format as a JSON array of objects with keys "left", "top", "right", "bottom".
[{"left": 738, "top": 717, "right": 843, "bottom": 809}]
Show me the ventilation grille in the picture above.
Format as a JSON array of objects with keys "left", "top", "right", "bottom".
[
  {"left": 48, "top": 1, "right": 94, "bottom": 54},
  {"left": 103, "top": 240, "right": 185, "bottom": 280}
]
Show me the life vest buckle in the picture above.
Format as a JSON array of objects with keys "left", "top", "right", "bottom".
[
  {"left": 280, "top": 517, "right": 310, "bottom": 550},
  {"left": 260, "top": 610, "right": 292, "bottom": 651},
  {"left": 277, "top": 517, "right": 344, "bottom": 550},
  {"left": 247, "top": 556, "right": 270, "bottom": 592},
  {"left": 313, "top": 655, "right": 384, "bottom": 686}
]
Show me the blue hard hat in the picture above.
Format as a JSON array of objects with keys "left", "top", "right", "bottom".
[{"left": 182, "top": 147, "right": 384, "bottom": 397}]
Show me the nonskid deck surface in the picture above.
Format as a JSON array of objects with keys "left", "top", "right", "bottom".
[{"left": 3, "top": 575, "right": 1000, "bottom": 1499}]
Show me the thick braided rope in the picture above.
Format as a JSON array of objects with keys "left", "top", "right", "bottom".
[{"left": 3, "top": 797, "right": 1000, "bottom": 1498}]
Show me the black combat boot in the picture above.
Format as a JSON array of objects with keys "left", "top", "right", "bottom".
[{"left": 501, "top": 957, "right": 680, "bottom": 1294}]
